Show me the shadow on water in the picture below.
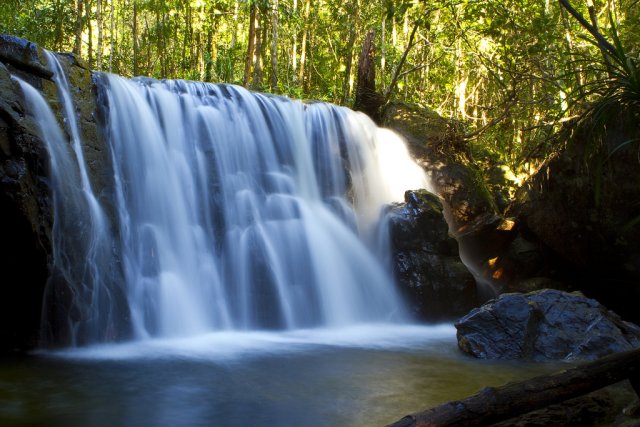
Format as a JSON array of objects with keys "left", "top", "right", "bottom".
[{"left": 0, "top": 325, "right": 562, "bottom": 427}]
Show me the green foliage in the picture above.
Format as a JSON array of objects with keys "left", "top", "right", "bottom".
[{"left": 0, "top": 0, "right": 637, "bottom": 190}]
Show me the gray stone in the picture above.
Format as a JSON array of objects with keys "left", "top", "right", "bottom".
[{"left": 456, "top": 289, "right": 640, "bottom": 361}]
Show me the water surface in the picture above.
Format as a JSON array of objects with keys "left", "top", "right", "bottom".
[{"left": 0, "top": 325, "right": 560, "bottom": 427}]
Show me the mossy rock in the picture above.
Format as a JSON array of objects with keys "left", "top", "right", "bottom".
[{"left": 383, "top": 102, "right": 498, "bottom": 234}]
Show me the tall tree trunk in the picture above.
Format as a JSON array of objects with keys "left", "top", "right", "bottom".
[
  {"left": 252, "top": 10, "right": 265, "bottom": 89},
  {"left": 109, "top": 0, "right": 114, "bottom": 72},
  {"left": 86, "top": 0, "right": 93, "bottom": 68},
  {"left": 381, "top": 15, "right": 386, "bottom": 83},
  {"left": 96, "top": 0, "right": 103, "bottom": 70},
  {"left": 270, "top": 0, "right": 279, "bottom": 92},
  {"left": 341, "top": 0, "right": 359, "bottom": 104},
  {"left": 133, "top": 0, "right": 139, "bottom": 76},
  {"left": 231, "top": 0, "right": 239, "bottom": 49},
  {"left": 298, "top": 0, "right": 311, "bottom": 87},
  {"left": 205, "top": 24, "right": 213, "bottom": 82},
  {"left": 243, "top": 2, "right": 257, "bottom": 87},
  {"left": 559, "top": 6, "right": 584, "bottom": 100},
  {"left": 159, "top": 0, "right": 167, "bottom": 78},
  {"left": 54, "top": 0, "right": 64, "bottom": 51},
  {"left": 74, "top": 0, "right": 84, "bottom": 56},
  {"left": 291, "top": 0, "right": 298, "bottom": 83}
]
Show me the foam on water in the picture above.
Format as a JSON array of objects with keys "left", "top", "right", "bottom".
[{"left": 42, "top": 324, "right": 457, "bottom": 361}]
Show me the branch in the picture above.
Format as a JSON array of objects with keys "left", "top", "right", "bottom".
[
  {"left": 386, "top": 347, "right": 640, "bottom": 427},
  {"left": 463, "top": 96, "right": 517, "bottom": 140},
  {"left": 384, "top": 21, "right": 421, "bottom": 104},
  {"left": 557, "top": 0, "right": 617, "bottom": 57}
]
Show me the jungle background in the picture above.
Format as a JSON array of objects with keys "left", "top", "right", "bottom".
[{"left": 2, "top": 0, "right": 638, "bottom": 189}]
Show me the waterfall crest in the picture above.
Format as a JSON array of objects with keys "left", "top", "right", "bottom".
[{"left": 18, "top": 55, "right": 428, "bottom": 345}]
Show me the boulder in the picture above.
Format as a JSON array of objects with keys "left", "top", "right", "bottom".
[
  {"left": 508, "top": 111, "right": 640, "bottom": 324},
  {"left": 456, "top": 289, "right": 640, "bottom": 361},
  {"left": 388, "top": 189, "right": 477, "bottom": 321}
]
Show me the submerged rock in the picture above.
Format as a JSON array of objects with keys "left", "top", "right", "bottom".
[
  {"left": 455, "top": 289, "right": 640, "bottom": 361},
  {"left": 388, "top": 189, "right": 477, "bottom": 321}
]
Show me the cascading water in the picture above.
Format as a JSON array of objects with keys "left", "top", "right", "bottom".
[{"left": 18, "top": 52, "right": 429, "bottom": 346}]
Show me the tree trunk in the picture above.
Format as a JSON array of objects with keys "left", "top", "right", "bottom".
[
  {"left": 353, "top": 29, "right": 383, "bottom": 122},
  {"left": 85, "top": 0, "right": 93, "bottom": 68},
  {"left": 270, "top": 0, "right": 278, "bottom": 92},
  {"left": 340, "top": 0, "right": 359, "bottom": 104},
  {"left": 109, "top": 0, "right": 114, "bottom": 72},
  {"left": 298, "top": 0, "right": 311, "bottom": 88},
  {"left": 74, "top": 0, "right": 84, "bottom": 56},
  {"left": 291, "top": 0, "right": 298, "bottom": 83},
  {"left": 96, "top": 0, "right": 102, "bottom": 70},
  {"left": 386, "top": 348, "right": 640, "bottom": 427},
  {"left": 252, "top": 9, "right": 266, "bottom": 89},
  {"left": 133, "top": 0, "right": 139, "bottom": 76},
  {"left": 54, "top": 0, "right": 64, "bottom": 51},
  {"left": 243, "top": 2, "right": 257, "bottom": 87}
]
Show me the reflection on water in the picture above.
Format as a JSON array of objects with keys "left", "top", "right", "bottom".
[{"left": 0, "top": 326, "right": 561, "bottom": 427}]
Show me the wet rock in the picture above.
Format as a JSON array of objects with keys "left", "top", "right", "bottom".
[
  {"left": 0, "top": 34, "right": 52, "bottom": 79},
  {"left": 0, "top": 53, "right": 52, "bottom": 352},
  {"left": 382, "top": 102, "right": 498, "bottom": 234},
  {"left": 388, "top": 189, "right": 477, "bottom": 321},
  {"left": 456, "top": 289, "right": 640, "bottom": 361}
]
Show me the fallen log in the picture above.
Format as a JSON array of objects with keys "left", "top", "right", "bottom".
[{"left": 387, "top": 347, "right": 640, "bottom": 427}]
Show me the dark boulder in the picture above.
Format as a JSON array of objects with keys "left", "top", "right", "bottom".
[
  {"left": 388, "top": 189, "right": 477, "bottom": 321},
  {"left": 508, "top": 111, "right": 640, "bottom": 324},
  {"left": 456, "top": 289, "right": 640, "bottom": 361}
]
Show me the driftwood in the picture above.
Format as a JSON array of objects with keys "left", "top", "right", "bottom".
[{"left": 387, "top": 348, "right": 640, "bottom": 427}]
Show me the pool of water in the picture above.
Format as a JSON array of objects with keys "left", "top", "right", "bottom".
[{"left": 0, "top": 325, "right": 561, "bottom": 427}]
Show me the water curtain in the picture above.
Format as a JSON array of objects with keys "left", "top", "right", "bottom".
[{"left": 17, "top": 52, "right": 428, "bottom": 346}]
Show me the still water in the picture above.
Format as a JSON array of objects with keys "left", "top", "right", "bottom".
[{"left": 0, "top": 325, "right": 560, "bottom": 427}]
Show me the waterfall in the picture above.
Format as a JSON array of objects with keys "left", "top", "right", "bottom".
[{"left": 18, "top": 53, "right": 428, "bottom": 346}]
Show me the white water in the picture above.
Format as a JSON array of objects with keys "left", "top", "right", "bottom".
[{"left": 18, "top": 53, "right": 429, "bottom": 346}]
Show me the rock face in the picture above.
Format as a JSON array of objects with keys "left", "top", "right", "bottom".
[
  {"left": 388, "top": 189, "right": 477, "bottom": 321},
  {"left": 0, "top": 36, "right": 54, "bottom": 351},
  {"left": 508, "top": 111, "right": 640, "bottom": 323},
  {"left": 0, "top": 35, "right": 107, "bottom": 351},
  {"left": 456, "top": 289, "right": 640, "bottom": 361}
]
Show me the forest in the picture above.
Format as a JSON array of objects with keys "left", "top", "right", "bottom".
[{"left": 2, "top": 0, "right": 638, "bottom": 183}]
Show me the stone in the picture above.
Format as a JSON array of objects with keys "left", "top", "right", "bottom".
[
  {"left": 456, "top": 289, "right": 640, "bottom": 361},
  {"left": 0, "top": 35, "right": 113, "bottom": 351},
  {"left": 508, "top": 110, "right": 640, "bottom": 324},
  {"left": 382, "top": 102, "right": 498, "bottom": 235},
  {"left": 388, "top": 189, "right": 477, "bottom": 321}
]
